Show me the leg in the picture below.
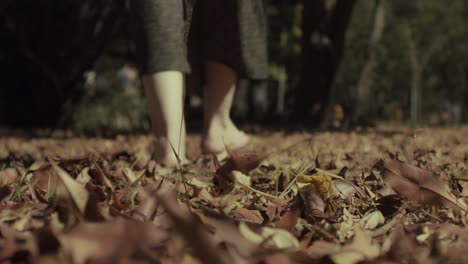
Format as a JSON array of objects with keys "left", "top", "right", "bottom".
[
  {"left": 130, "top": 0, "right": 190, "bottom": 166},
  {"left": 201, "top": 61, "right": 249, "bottom": 154},
  {"left": 144, "top": 71, "right": 187, "bottom": 166}
]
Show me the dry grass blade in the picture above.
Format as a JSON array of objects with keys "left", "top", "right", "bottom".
[{"left": 169, "top": 140, "right": 189, "bottom": 198}]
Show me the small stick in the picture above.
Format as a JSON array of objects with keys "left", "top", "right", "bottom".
[
  {"left": 279, "top": 165, "right": 309, "bottom": 198},
  {"left": 235, "top": 180, "right": 279, "bottom": 200}
]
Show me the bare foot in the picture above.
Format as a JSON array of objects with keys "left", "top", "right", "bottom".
[
  {"left": 152, "top": 137, "right": 188, "bottom": 167},
  {"left": 201, "top": 121, "right": 250, "bottom": 155}
]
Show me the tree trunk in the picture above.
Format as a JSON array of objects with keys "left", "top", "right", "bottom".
[
  {"left": 293, "top": 0, "right": 356, "bottom": 123},
  {"left": 410, "top": 53, "right": 422, "bottom": 124},
  {"left": 461, "top": 65, "right": 468, "bottom": 122},
  {"left": 353, "top": 0, "right": 386, "bottom": 122},
  {"left": 403, "top": 24, "right": 423, "bottom": 124}
]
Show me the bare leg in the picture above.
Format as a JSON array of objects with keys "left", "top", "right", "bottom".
[
  {"left": 202, "top": 61, "right": 250, "bottom": 154},
  {"left": 143, "top": 71, "right": 187, "bottom": 166}
]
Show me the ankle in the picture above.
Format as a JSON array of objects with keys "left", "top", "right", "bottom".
[
  {"left": 204, "top": 114, "right": 236, "bottom": 131},
  {"left": 152, "top": 135, "right": 187, "bottom": 167},
  {"left": 201, "top": 120, "right": 249, "bottom": 155}
]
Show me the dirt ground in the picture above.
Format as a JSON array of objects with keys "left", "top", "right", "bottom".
[{"left": 0, "top": 125, "right": 467, "bottom": 263}]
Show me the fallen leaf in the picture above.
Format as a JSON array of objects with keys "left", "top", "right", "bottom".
[
  {"left": 201, "top": 211, "right": 257, "bottom": 258},
  {"left": 187, "top": 177, "right": 211, "bottom": 188},
  {"left": 156, "top": 190, "right": 229, "bottom": 264},
  {"left": 298, "top": 184, "right": 326, "bottom": 219},
  {"left": 227, "top": 147, "right": 266, "bottom": 175},
  {"left": 265, "top": 198, "right": 289, "bottom": 221},
  {"left": 331, "top": 226, "right": 380, "bottom": 264},
  {"left": 297, "top": 172, "right": 334, "bottom": 198},
  {"left": 333, "top": 180, "right": 357, "bottom": 198},
  {"left": 376, "top": 159, "right": 467, "bottom": 211},
  {"left": 277, "top": 198, "right": 303, "bottom": 231},
  {"left": 306, "top": 240, "right": 337, "bottom": 259},
  {"left": 232, "top": 171, "right": 251, "bottom": 187},
  {"left": 59, "top": 218, "right": 169, "bottom": 264},
  {"left": 359, "top": 210, "right": 385, "bottom": 230},
  {"left": 216, "top": 148, "right": 266, "bottom": 181},
  {"left": 239, "top": 222, "right": 299, "bottom": 251},
  {"left": 382, "top": 224, "right": 429, "bottom": 262},
  {"left": 0, "top": 168, "right": 18, "bottom": 186},
  {"left": 231, "top": 208, "right": 264, "bottom": 224},
  {"left": 50, "top": 160, "right": 89, "bottom": 215}
]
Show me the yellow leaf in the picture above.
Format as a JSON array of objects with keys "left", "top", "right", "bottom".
[{"left": 297, "top": 172, "right": 334, "bottom": 198}]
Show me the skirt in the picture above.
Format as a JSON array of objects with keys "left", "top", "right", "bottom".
[{"left": 130, "top": 0, "right": 268, "bottom": 79}]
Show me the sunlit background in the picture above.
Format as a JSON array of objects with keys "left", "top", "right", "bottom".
[{"left": 1, "top": 0, "right": 467, "bottom": 132}]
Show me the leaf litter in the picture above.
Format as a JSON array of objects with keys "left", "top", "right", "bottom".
[{"left": 0, "top": 126, "right": 468, "bottom": 263}]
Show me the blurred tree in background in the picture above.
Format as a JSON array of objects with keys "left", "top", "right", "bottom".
[
  {"left": 293, "top": 0, "right": 356, "bottom": 123},
  {"left": 334, "top": 0, "right": 468, "bottom": 124},
  {"left": 1, "top": 0, "right": 467, "bottom": 132}
]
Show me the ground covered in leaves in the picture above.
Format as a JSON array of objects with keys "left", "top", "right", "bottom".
[{"left": 1, "top": 125, "right": 468, "bottom": 263}]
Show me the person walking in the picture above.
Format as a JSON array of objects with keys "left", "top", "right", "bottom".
[{"left": 130, "top": 0, "right": 268, "bottom": 166}]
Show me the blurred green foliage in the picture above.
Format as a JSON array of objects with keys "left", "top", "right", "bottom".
[
  {"left": 336, "top": 0, "right": 468, "bottom": 121},
  {"left": 67, "top": 0, "right": 468, "bottom": 131},
  {"left": 267, "top": 1, "right": 302, "bottom": 85},
  {"left": 64, "top": 69, "right": 148, "bottom": 133}
]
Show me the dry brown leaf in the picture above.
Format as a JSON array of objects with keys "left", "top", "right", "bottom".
[
  {"left": 376, "top": 159, "right": 467, "bottom": 211},
  {"left": 333, "top": 180, "right": 357, "bottom": 198},
  {"left": 238, "top": 222, "right": 299, "bottom": 251},
  {"left": 382, "top": 224, "right": 429, "bottom": 262},
  {"left": 298, "top": 184, "right": 326, "bottom": 219},
  {"left": 305, "top": 240, "right": 337, "bottom": 259},
  {"left": 59, "top": 218, "right": 169, "bottom": 264},
  {"left": 134, "top": 180, "right": 174, "bottom": 222},
  {"left": 50, "top": 161, "right": 89, "bottom": 215},
  {"left": 216, "top": 148, "right": 266, "bottom": 181},
  {"left": 0, "top": 223, "right": 38, "bottom": 261},
  {"left": 265, "top": 198, "right": 289, "bottom": 221},
  {"left": 2, "top": 127, "right": 468, "bottom": 263},
  {"left": 231, "top": 208, "right": 264, "bottom": 224},
  {"left": 201, "top": 211, "right": 257, "bottom": 258},
  {"left": 277, "top": 206, "right": 302, "bottom": 231},
  {"left": 359, "top": 210, "right": 385, "bottom": 230},
  {"left": 156, "top": 190, "right": 229, "bottom": 264},
  {"left": 331, "top": 226, "right": 380, "bottom": 264}
]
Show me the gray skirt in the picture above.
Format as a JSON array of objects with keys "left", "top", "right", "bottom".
[{"left": 130, "top": 0, "right": 268, "bottom": 79}]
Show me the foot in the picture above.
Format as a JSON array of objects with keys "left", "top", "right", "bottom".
[
  {"left": 201, "top": 121, "right": 250, "bottom": 155},
  {"left": 153, "top": 137, "right": 188, "bottom": 167}
]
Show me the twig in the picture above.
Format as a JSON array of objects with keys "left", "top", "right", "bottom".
[
  {"left": 420, "top": 208, "right": 442, "bottom": 222},
  {"left": 279, "top": 165, "right": 309, "bottom": 198},
  {"left": 275, "top": 170, "right": 280, "bottom": 196},
  {"left": 235, "top": 180, "right": 279, "bottom": 200}
]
